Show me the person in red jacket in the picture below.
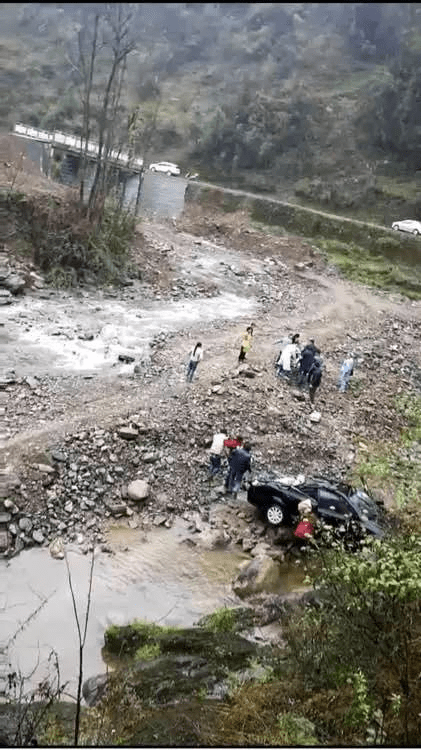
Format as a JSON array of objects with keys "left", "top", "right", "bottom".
[{"left": 294, "top": 498, "right": 317, "bottom": 544}]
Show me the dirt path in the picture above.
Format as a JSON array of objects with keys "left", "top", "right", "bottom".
[{"left": 3, "top": 215, "right": 420, "bottom": 475}]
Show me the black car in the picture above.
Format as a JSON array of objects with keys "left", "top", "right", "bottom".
[{"left": 247, "top": 474, "right": 385, "bottom": 537}]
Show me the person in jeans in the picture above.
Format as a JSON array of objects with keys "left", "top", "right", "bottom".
[
  {"left": 186, "top": 342, "right": 203, "bottom": 382},
  {"left": 337, "top": 355, "right": 354, "bottom": 392},
  {"left": 225, "top": 443, "right": 252, "bottom": 498},
  {"left": 208, "top": 429, "right": 228, "bottom": 479}
]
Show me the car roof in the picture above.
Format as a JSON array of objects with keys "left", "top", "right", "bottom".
[{"left": 256, "top": 474, "right": 351, "bottom": 493}]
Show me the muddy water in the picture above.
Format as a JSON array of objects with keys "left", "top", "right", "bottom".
[
  {"left": 2, "top": 520, "right": 245, "bottom": 697},
  {"left": 2, "top": 519, "right": 308, "bottom": 699}
]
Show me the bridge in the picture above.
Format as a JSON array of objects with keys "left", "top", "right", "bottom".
[{"left": 13, "top": 122, "right": 143, "bottom": 173}]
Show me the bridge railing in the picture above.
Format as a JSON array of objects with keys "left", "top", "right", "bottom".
[{"left": 12, "top": 123, "right": 143, "bottom": 171}]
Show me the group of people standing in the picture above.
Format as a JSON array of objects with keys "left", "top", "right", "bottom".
[
  {"left": 275, "top": 332, "right": 355, "bottom": 400},
  {"left": 275, "top": 333, "right": 323, "bottom": 402},
  {"left": 208, "top": 430, "right": 252, "bottom": 498},
  {"left": 186, "top": 326, "right": 355, "bottom": 399}
]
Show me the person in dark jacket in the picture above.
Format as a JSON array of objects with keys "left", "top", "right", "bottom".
[
  {"left": 225, "top": 443, "right": 252, "bottom": 497},
  {"left": 298, "top": 339, "right": 320, "bottom": 386},
  {"left": 307, "top": 358, "right": 323, "bottom": 403}
]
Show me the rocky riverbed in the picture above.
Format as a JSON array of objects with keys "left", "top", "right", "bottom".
[
  {"left": 1, "top": 206, "right": 421, "bottom": 712},
  {"left": 2, "top": 209, "right": 421, "bottom": 552}
]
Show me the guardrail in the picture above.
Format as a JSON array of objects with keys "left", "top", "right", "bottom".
[{"left": 13, "top": 123, "right": 143, "bottom": 171}]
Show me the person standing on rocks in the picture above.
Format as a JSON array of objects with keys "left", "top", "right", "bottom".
[
  {"left": 186, "top": 342, "right": 203, "bottom": 382},
  {"left": 307, "top": 357, "right": 323, "bottom": 404},
  {"left": 337, "top": 354, "right": 355, "bottom": 392},
  {"left": 208, "top": 428, "right": 228, "bottom": 480},
  {"left": 298, "top": 339, "right": 320, "bottom": 386},
  {"left": 225, "top": 442, "right": 252, "bottom": 498},
  {"left": 276, "top": 333, "right": 301, "bottom": 381},
  {"left": 238, "top": 327, "right": 253, "bottom": 363}
]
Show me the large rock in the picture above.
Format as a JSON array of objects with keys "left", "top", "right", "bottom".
[
  {"left": 127, "top": 479, "right": 149, "bottom": 501},
  {"left": 117, "top": 426, "right": 139, "bottom": 440},
  {"left": 195, "top": 528, "right": 230, "bottom": 549},
  {"left": 82, "top": 673, "right": 108, "bottom": 707},
  {"left": 233, "top": 555, "right": 283, "bottom": 598},
  {"left": 3, "top": 273, "right": 25, "bottom": 295}
]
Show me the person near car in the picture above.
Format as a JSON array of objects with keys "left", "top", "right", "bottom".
[
  {"left": 294, "top": 498, "right": 317, "bottom": 544},
  {"left": 307, "top": 357, "right": 323, "bottom": 404},
  {"left": 225, "top": 443, "right": 252, "bottom": 497},
  {"left": 337, "top": 354, "right": 354, "bottom": 392},
  {"left": 208, "top": 429, "right": 228, "bottom": 478},
  {"left": 238, "top": 327, "right": 253, "bottom": 363},
  {"left": 276, "top": 333, "right": 301, "bottom": 380},
  {"left": 223, "top": 434, "right": 243, "bottom": 457},
  {"left": 186, "top": 342, "right": 203, "bottom": 382},
  {"left": 298, "top": 339, "right": 320, "bottom": 386},
  {"left": 223, "top": 435, "right": 243, "bottom": 489}
]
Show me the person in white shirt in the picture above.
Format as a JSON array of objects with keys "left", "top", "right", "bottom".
[
  {"left": 208, "top": 429, "right": 228, "bottom": 478},
  {"left": 186, "top": 342, "right": 203, "bottom": 382},
  {"left": 276, "top": 333, "right": 301, "bottom": 381}
]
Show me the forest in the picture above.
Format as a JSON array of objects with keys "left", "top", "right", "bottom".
[{"left": 1, "top": 3, "right": 421, "bottom": 218}]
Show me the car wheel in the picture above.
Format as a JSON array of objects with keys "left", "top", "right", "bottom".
[
  {"left": 166, "top": 170, "right": 172, "bottom": 176},
  {"left": 150, "top": 167, "right": 156, "bottom": 172},
  {"left": 392, "top": 225, "right": 399, "bottom": 231},
  {"left": 412, "top": 229, "right": 419, "bottom": 236},
  {"left": 265, "top": 503, "right": 285, "bottom": 526}
]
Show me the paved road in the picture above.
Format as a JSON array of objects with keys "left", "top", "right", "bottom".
[{"left": 189, "top": 179, "right": 398, "bottom": 235}]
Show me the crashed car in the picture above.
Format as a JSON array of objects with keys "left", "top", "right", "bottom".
[{"left": 247, "top": 474, "right": 385, "bottom": 537}]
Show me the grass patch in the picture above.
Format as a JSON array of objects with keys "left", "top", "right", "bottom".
[
  {"left": 351, "top": 394, "right": 421, "bottom": 521},
  {"left": 134, "top": 643, "right": 161, "bottom": 662},
  {"left": 198, "top": 607, "right": 239, "bottom": 633},
  {"left": 316, "top": 238, "right": 421, "bottom": 299},
  {"left": 104, "top": 620, "right": 180, "bottom": 657}
]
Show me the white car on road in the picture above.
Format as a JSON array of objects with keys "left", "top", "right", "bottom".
[
  {"left": 148, "top": 161, "right": 180, "bottom": 176},
  {"left": 392, "top": 219, "right": 421, "bottom": 236}
]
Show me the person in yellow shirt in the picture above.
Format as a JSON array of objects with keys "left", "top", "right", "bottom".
[{"left": 238, "top": 326, "right": 253, "bottom": 363}]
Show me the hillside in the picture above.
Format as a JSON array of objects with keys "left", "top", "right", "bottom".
[{"left": 1, "top": 3, "right": 421, "bottom": 221}]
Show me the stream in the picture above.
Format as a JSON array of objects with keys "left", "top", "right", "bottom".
[{"left": 1, "top": 238, "right": 303, "bottom": 701}]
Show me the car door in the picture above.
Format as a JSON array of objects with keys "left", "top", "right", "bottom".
[{"left": 316, "top": 489, "right": 353, "bottom": 525}]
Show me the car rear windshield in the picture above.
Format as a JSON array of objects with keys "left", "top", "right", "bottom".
[{"left": 350, "top": 490, "right": 379, "bottom": 520}]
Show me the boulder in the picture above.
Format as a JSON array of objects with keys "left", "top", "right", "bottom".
[
  {"left": 18, "top": 517, "right": 32, "bottom": 533},
  {"left": 49, "top": 537, "right": 65, "bottom": 559},
  {"left": 82, "top": 673, "right": 109, "bottom": 707},
  {"left": 32, "top": 529, "right": 45, "bottom": 544},
  {"left": 3, "top": 273, "right": 25, "bottom": 295},
  {"left": 117, "top": 426, "right": 139, "bottom": 440},
  {"left": 309, "top": 411, "right": 321, "bottom": 423},
  {"left": 196, "top": 528, "right": 230, "bottom": 549},
  {"left": 233, "top": 555, "right": 283, "bottom": 598},
  {"left": 0, "top": 289, "right": 12, "bottom": 305},
  {"left": 127, "top": 479, "right": 149, "bottom": 501}
]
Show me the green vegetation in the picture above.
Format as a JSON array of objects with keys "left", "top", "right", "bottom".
[
  {"left": 198, "top": 606, "right": 254, "bottom": 633},
  {"left": 353, "top": 394, "right": 421, "bottom": 518},
  {"left": 280, "top": 534, "right": 421, "bottom": 745},
  {"left": 316, "top": 238, "right": 421, "bottom": 299},
  {"left": 2, "top": 190, "right": 137, "bottom": 287},
  {"left": 104, "top": 619, "right": 180, "bottom": 657}
]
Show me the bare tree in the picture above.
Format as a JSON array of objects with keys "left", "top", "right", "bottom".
[
  {"left": 125, "top": 78, "right": 162, "bottom": 214},
  {"left": 76, "top": 11, "right": 101, "bottom": 206},
  {"left": 64, "top": 548, "right": 95, "bottom": 746},
  {"left": 68, "top": 4, "right": 136, "bottom": 218},
  {"left": 86, "top": 4, "right": 136, "bottom": 217}
]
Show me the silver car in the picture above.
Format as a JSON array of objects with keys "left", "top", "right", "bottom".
[
  {"left": 392, "top": 219, "right": 421, "bottom": 236},
  {"left": 148, "top": 161, "right": 180, "bottom": 176}
]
